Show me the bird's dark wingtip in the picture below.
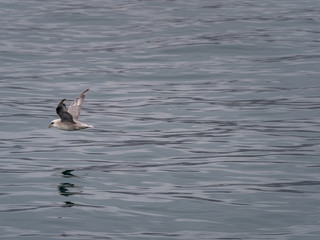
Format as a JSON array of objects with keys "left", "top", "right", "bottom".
[{"left": 59, "top": 99, "right": 67, "bottom": 105}]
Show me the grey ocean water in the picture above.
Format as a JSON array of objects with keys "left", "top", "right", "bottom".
[{"left": 1, "top": 0, "right": 320, "bottom": 239}]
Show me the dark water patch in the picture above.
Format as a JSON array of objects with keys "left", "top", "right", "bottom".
[{"left": 257, "top": 54, "right": 320, "bottom": 63}]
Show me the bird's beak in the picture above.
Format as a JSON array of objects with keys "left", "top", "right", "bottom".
[{"left": 48, "top": 123, "right": 52, "bottom": 128}]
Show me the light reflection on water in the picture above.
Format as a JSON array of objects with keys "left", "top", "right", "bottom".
[{"left": 1, "top": 0, "right": 320, "bottom": 239}]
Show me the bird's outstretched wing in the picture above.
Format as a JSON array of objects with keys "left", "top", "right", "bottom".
[
  {"left": 56, "top": 99, "right": 75, "bottom": 123},
  {"left": 68, "top": 89, "right": 89, "bottom": 121}
]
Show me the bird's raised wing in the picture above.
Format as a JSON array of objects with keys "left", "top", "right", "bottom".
[
  {"left": 68, "top": 89, "right": 89, "bottom": 121},
  {"left": 56, "top": 99, "right": 75, "bottom": 123}
]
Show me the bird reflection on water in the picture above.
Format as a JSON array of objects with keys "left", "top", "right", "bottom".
[{"left": 58, "top": 169, "right": 81, "bottom": 208}]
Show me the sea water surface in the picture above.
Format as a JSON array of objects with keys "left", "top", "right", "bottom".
[{"left": 0, "top": 0, "right": 320, "bottom": 239}]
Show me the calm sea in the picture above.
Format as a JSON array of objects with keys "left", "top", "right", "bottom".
[{"left": 0, "top": 0, "right": 320, "bottom": 239}]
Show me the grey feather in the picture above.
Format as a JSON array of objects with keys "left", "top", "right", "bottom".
[
  {"left": 68, "top": 89, "right": 89, "bottom": 121},
  {"left": 56, "top": 99, "right": 75, "bottom": 123}
]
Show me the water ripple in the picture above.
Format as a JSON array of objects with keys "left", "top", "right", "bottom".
[{"left": 1, "top": 0, "right": 320, "bottom": 239}]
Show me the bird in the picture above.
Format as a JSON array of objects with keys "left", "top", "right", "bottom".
[{"left": 48, "top": 89, "right": 93, "bottom": 131}]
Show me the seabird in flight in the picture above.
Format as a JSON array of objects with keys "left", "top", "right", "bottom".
[{"left": 49, "top": 89, "right": 93, "bottom": 131}]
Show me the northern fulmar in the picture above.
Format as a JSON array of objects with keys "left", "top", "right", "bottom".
[{"left": 49, "top": 89, "right": 93, "bottom": 131}]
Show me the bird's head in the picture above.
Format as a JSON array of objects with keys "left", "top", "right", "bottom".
[{"left": 48, "top": 119, "right": 59, "bottom": 128}]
